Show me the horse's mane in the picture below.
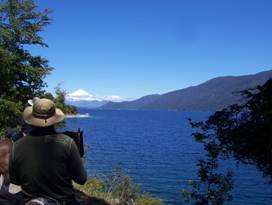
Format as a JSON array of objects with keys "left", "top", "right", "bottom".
[
  {"left": 0, "top": 139, "right": 12, "bottom": 150},
  {"left": 0, "top": 139, "right": 12, "bottom": 175}
]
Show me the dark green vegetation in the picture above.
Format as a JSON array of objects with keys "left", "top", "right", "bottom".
[
  {"left": 75, "top": 169, "right": 163, "bottom": 205},
  {"left": 0, "top": 0, "right": 76, "bottom": 137},
  {"left": 182, "top": 79, "right": 272, "bottom": 205},
  {"left": 101, "top": 70, "right": 272, "bottom": 111}
]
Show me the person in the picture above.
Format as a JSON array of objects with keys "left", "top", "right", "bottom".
[{"left": 9, "top": 98, "right": 87, "bottom": 204}]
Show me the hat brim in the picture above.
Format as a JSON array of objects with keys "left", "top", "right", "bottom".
[{"left": 23, "top": 106, "right": 65, "bottom": 127}]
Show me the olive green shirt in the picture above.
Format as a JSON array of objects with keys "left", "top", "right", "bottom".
[{"left": 9, "top": 129, "right": 87, "bottom": 201}]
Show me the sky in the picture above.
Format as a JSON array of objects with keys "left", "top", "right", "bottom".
[{"left": 30, "top": 0, "right": 272, "bottom": 99}]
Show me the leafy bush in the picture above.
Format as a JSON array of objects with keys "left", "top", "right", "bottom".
[
  {"left": 75, "top": 169, "right": 163, "bottom": 205},
  {"left": 136, "top": 193, "right": 163, "bottom": 205},
  {"left": 0, "top": 99, "right": 22, "bottom": 138}
]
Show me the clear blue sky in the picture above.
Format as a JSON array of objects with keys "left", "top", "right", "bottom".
[{"left": 31, "top": 0, "right": 272, "bottom": 99}]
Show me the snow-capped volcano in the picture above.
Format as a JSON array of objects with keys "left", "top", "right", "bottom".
[
  {"left": 66, "top": 89, "right": 125, "bottom": 108},
  {"left": 69, "top": 89, "right": 90, "bottom": 97},
  {"left": 66, "top": 89, "right": 96, "bottom": 101},
  {"left": 66, "top": 89, "right": 124, "bottom": 102}
]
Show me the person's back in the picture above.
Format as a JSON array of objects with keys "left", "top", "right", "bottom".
[{"left": 8, "top": 98, "right": 87, "bottom": 204}]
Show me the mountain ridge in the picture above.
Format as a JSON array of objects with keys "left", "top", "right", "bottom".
[
  {"left": 100, "top": 70, "right": 272, "bottom": 111},
  {"left": 101, "top": 94, "right": 161, "bottom": 110}
]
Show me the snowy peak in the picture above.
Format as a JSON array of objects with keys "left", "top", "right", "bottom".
[
  {"left": 66, "top": 89, "right": 125, "bottom": 102},
  {"left": 68, "top": 89, "right": 93, "bottom": 97},
  {"left": 66, "top": 89, "right": 95, "bottom": 101}
]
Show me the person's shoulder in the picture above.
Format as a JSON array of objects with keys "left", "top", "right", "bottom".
[
  {"left": 52, "top": 133, "right": 73, "bottom": 146},
  {"left": 13, "top": 134, "right": 28, "bottom": 145}
]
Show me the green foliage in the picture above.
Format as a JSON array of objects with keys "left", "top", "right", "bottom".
[
  {"left": 0, "top": 99, "right": 22, "bottom": 138},
  {"left": 0, "top": 0, "right": 51, "bottom": 47},
  {"left": 182, "top": 167, "right": 233, "bottom": 205},
  {"left": 0, "top": 0, "right": 52, "bottom": 103},
  {"left": 136, "top": 193, "right": 163, "bottom": 205},
  {"left": 75, "top": 178, "right": 113, "bottom": 204},
  {"left": 183, "top": 79, "right": 272, "bottom": 205},
  {"left": 182, "top": 132, "right": 233, "bottom": 205},
  {"left": 0, "top": 0, "right": 52, "bottom": 134},
  {"left": 76, "top": 178, "right": 106, "bottom": 196},
  {"left": 37, "top": 92, "right": 54, "bottom": 101},
  {"left": 75, "top": 169, "right": 163, "bottom": 205},
  {"left": 105, "top": 168, "right": 141, "bottom": 203},
  {"left": 53, "top": 84, "right": 77, "bottom": 115}
]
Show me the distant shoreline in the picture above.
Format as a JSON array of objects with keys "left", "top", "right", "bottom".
[{"left": 65, "top": 113, "right": 91, "bottom": 118}]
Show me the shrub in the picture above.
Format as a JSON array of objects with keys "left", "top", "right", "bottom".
[
  {"left": 136, "top": 193, "right": 163, "bottom": 205},
  {"left": 75, "top": 169, "right": 163, "bottom": 205}
]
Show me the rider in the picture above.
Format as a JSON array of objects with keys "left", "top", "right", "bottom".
[{"left": 9, "top": 98, "right": 87, "bottom": 204}]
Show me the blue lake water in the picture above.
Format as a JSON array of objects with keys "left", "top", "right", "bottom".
[{"left": 64, "top": 110, "right": 272, "bottom": 205}]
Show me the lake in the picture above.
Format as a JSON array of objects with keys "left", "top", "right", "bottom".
[{"left": 64, "top": 109, "right": 272, "bottom": 205}]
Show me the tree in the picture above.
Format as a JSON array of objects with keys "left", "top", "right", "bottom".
[
  {"left": 183, "top": 79, "right": 272, "bottom": 204},
  {"left": 0, "top": 0, "right": 52, "bottom": 135},
  {"left": 0, "top": 0, "right": 52, "bottom": 102},
  {"left": 53, "top": 84, "right": 77, "bottom": 115}
]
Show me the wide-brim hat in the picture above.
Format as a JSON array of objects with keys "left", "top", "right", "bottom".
[{"left": 23, "top": 98, "right": 64, "bottom": 127}]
